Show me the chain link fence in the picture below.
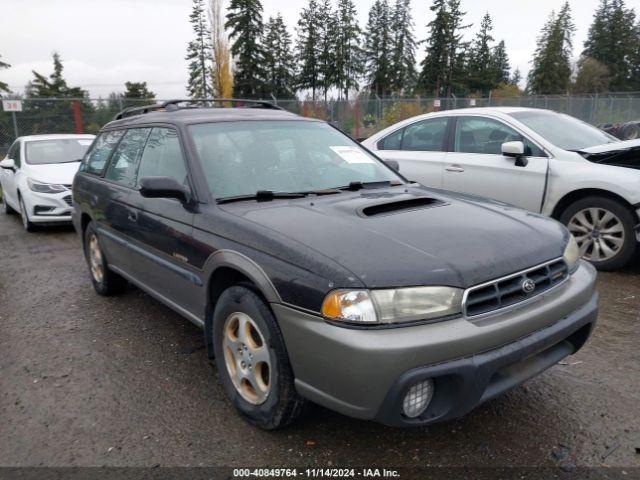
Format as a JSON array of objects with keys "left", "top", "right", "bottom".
[{"left": 2, "top": 93, "right": 639, "bottom": 155}]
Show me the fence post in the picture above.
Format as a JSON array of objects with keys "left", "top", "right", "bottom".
[
  {"left": 375, "top": 94, "right": 382, "bottom": 123},
  {"left": 270, "top": 93, "right": 278, "bottom": 106},
  {"left": 72, "top": 100, "right": 84, "bottom": 134},
  {"left": 11, "top": 111, "right": 19, "bottom": 138}
]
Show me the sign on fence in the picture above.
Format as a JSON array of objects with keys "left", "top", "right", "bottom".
[
  {"left": 433, "top": 99, "right": 441, "bottom": 108},
  {"left": 2, "top": 100, "right": 22, "bottom": 112}
]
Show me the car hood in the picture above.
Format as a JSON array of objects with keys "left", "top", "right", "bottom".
[
  {"left": 222, "top": 185, "right": 568, "bottom": 289},
  {"left": 577, "top": 139, "right": 640, "bottom": 169},
  {"left": 26, "top": 162, "right": 80, "bottom": 185}
]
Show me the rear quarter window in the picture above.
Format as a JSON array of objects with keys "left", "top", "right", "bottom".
[{"left": 80, "top": 130, "right": 124, "bottom": 175}]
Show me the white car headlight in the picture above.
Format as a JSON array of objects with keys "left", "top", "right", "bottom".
[
  {"left": 563, "top": 234, "right": 581, "bottom": 272},
  {"left": 27, "top": 178, "right": 67, "bottom": 194},
  {"left": 321, "top": 286, "right": 463, "bottom": 325}
]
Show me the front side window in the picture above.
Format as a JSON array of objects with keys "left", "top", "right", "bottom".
[
  {"left": 137, "top": 128, "right": 188, "bottom": 186},
  {"left": 104, "top": 128, "right": 151, "bottom": 187},
  {"left": 508, "top": 110, "right": 616, "bottom": 151},
  {"left": 454, "top": 117, "right": 545, "bottom": 157},
  {"left": 189, "top": 120, "right": 400, "bottom": 199},
  {"left": 82, "top": 131, "right": 124, "bottom": 175},
  {"left": 25, "top": 138, "right": 93, "bottom": 165}
]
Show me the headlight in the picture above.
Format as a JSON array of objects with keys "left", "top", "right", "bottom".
[
  {"left": 321, "top": 286, "right": 463, "bottom": 325},
  {"left": 563, "top": 234, "right": 581, "bottom": 272},
  {"left": 27, "top": 178, "right": 67, "bottom": 194}
]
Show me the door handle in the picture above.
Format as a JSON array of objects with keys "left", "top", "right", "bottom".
[
  {"left": 127, "top": 212, "right": 138, "bottom": 222},
  {"left": 446, "top": 165, "right": 465, "bottom": 173}
]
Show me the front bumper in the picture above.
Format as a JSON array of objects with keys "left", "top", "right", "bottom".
[
  {"left": 23, "top": 189, "right": 73, "bottom": 223},
  {"left": 274, "top": 261, "right": 598, "bottom": 426}
]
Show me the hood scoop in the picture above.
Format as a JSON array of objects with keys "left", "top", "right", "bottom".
[{"left": 361, "top": 197, "right": 445, "bottom": 217}]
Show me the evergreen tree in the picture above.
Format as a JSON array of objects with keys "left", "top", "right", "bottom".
[
  {"left": 390, "top": 0, "right": 417, "bottom": 95},
  {"left": 510, "top": 67, "right": 522, "bottom": 86},
  {"left": 0, "top": 54, "right": 10, "bottom": 96},
  {"left": 467, "top": 13, "right": 496, "bottom": 94},
  {"left": 444, "top": 0, "right": 471, "bottom": 97},
  {"left": 582, "top": 0, "right": 637, "bottom": 91},
  {"left": 317, "top": 0, "right": 337, "bottom": 100},
  {"left": 123, "top": 81, "right": 156, "bottom": 107},
  {"left": 364, "top": 0, "right": 393, "bottom": 96},
  {"left": 492, "top": 40, "right": 511, "bottom": 85},
  {"left": 334, "top": 0, "right": 363, "bottom": 100},
  {"left": 186, "top": 0, "right": 214, "bottom": 99},
  {"left": 630, "top": 21, "right": 640, "bottom": 90},
  {"left": 25, "top": 53, "right": 93, "bottom": 133},
  {"left": 527, "top": 3, "right": 575, "bottom": 94},
  {"left": 226, "top": 0, "right": 265, "bottom": 98},
  {"left": 295, "top": 0, "right": 321, "bottom": 99},
  {"left": 417, "top": 0, "right": 469, "bottom": 97},
  {"left": 263, "top": 14, "right": 296, "bottom": 97}
]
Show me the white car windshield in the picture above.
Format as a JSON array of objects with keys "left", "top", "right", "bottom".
[
  {"left": 508, "top": 110, "right": 617, "bottom": 151},
  {"left": 189, "top": 120, "right": 401, "bottom": 199},
  {"left": 26, "top": 138, "right": 93, "bottom": 165}
]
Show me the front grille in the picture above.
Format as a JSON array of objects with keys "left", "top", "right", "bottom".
[
  {"left": 63, "top": 195, "right": 73, "bottom": 207},
  {"left": 464, "top": 258, "right": 569, "bottom": 317}
]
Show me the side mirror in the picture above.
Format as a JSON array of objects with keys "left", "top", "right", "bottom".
[
  {"left": 139, "top": 176, "right": 192, "bottom": 204},
  {"left": 501, "top": 141, "right": 528, "bottom": 167},
  {"left": 384, "top": 159, "right": 400, "bottom": 172},
  {"left": 0, "top": 158, "right": 16, "bottom": 170}
]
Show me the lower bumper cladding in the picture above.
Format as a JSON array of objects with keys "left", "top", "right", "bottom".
[{"left": 374, "top": 293, "right": 598, "bottom": 427}]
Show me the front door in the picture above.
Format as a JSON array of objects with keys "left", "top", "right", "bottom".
[
  {"left": 127, "top": 127, "right": 199, "bottom": 316},
  {"left": 443, "top": 116, "right": 548, "bottom": 212}
]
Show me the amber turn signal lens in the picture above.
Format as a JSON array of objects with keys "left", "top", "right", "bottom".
[{"left": 321, "top": 292, "right": 342, "bottom": 318}]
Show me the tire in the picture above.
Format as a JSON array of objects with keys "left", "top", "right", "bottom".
[
  {"left": 212, "top": 285, "right": 306, "bottom": 430},
  {"left": 619, "top": 122, "right": 640, "bottom": 141},
  {"left": 83, "top": 221, "right": 127, "bottom": 295},
  {"left": 560, "top": 196, "right": 637, "bottom": 270},
  {"left": 18, "top": 195, "right": 35, "bottom": 232},
  {"left": 2, "top": 197, "right": 14, "bottom": 215}
]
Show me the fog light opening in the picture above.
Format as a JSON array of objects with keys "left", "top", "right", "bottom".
[{"left": 402, "top": 379, "right": 434, "bottom": 418}]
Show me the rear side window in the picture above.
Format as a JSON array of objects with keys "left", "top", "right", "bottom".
[
  {"left": 104, "top": 128, "right": 151, "bottom": 187},
  {"left": 377, "top": 117, "right": 448, "bottom": 152},
  {"left": 137, "top": 128, "right": 188, "bottom": 186},
  {"left": 81, "top": 130, "right": 124, "bottom": 175}
]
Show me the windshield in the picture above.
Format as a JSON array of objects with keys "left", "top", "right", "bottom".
[
  {"left": 25, "top": 138, "right": 93, "bottom": 165},
  {"left": 189, "top": 120, "right": 401, "bottom": 199},
  {"left": 508, "top": 110, "right": 617, "bottom": 151}
]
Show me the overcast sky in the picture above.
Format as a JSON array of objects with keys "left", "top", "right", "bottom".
[{"left": 1, "top": 0, "right": 606, "bottom": 99}]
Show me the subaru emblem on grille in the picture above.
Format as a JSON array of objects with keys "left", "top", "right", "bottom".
[{"left": 522, "top": 279, "right": 536, "bottom": 293}]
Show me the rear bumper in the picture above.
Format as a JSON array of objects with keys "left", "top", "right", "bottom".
[{"left": 274, "top": 261, "right": 598, "bottom": 425}]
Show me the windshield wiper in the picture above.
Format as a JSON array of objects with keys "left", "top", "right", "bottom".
[
  {"left": 217, "top": 190, "right": 308, "bottom": 204},
  {"left": 59, "top": 158, "right": 83, "bottom": 163},
  {"left": 217, "top": 188, "right": 343, "bottom": 204},
  {"left": 339, "top": 180, "right": 404, "bottom": 191}
]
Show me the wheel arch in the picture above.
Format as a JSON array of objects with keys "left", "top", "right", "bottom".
[
  {"left": 551, "top": 188, "right": 639, "bottom": 222},
  {"left": 203, "top": 250, "right": 282, "bottom": 360}
]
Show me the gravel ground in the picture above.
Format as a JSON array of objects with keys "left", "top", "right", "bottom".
[{"left": 0, "top": 210, "right": 639, "bottom": 471}]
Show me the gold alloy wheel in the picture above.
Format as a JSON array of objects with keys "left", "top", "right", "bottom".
[
  {"left": 88, "top": 234, "right": 104, "bottom": 283},
  {"left": 222, "top": 312, "right": 271, "bottom": 405}
]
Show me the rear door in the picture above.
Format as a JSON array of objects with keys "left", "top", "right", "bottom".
[
  {"left": 443, "top": 116, "right": 549, "bottom": 212},
  {"left": 127, "top": 126, "right": 199, "bottom": 315},
  {"left": 373, "top": 117, "right": 450, "bottom": 188}
]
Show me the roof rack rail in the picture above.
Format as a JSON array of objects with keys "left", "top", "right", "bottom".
[{"left": 113, "top": 98, "right": 283, "bottom": 120}]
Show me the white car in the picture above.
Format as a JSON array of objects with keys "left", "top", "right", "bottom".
[
  {"left": 0, "top": 134, "right": 95, "bottom": 231},
  {"left": 364, "top": 107, "right": 640, "bottom": 270}
]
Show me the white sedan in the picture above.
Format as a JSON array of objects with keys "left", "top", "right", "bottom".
[
  {"left": 363, "top": 107, "right": 640, "bottom": 270},
  {"left": 0, "top": 134, "right": 95, "bottom": 231}
]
